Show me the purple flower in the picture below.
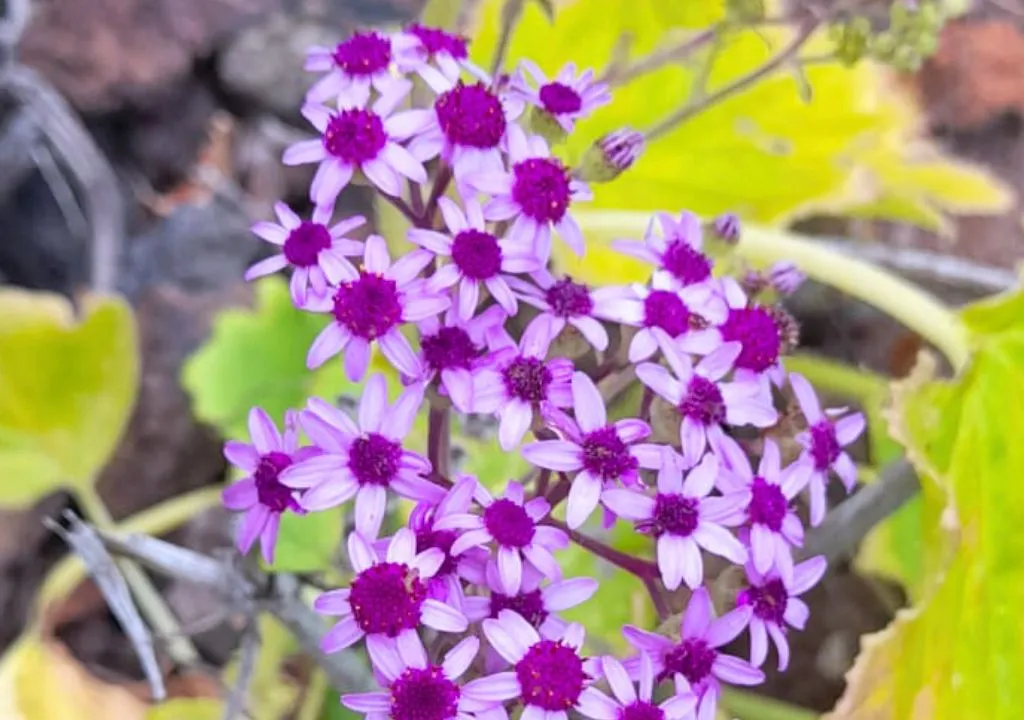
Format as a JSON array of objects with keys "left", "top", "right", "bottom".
[
  {"left": 471, "top": 323, "right": 574, "bottom": 450},
  {"left": 314, "top": 530, "right": 468, "bottom": 656},
  {"left": 478, "top": 610, "right": 597, "bottom": 720},
  {"left": 304, "top": 31, "right": 405, "bottom": 106},
  {"left": 713, "top": 437, "right": 808, "bottom": 584},
  {"left": 508, "top": 270, "right": 642, "bottom": 352},
  {"left": 342, "top": 634, "right": 488, "bottom": 720},
  {"left": 717, "top": 278, "right": 786, "bottom": 387},
  {"left": 602, "top": 451, "right": 747, "bottom": 590},
  {"left": 436, "top": 480, "right": 568, "bottom": 595},
  {"left": 509, "top": 60, "right": 611, "bottom": 133},
  {"left": 637, "top": 340, "right": 777, "bottom": 466},
  {"left": 303, "top": 235, "right": 449, "bottom": 380},
  {"left": 522, "top": 371, "right": 652, "bottom": 529},
  {"left": 624, "top": 588, "right": 762, "bottom": 720},
  {"left": 738, "top": 556, "right": 826, "bottom": 671},
  {"left": 613, "top": 211, "right": 715, "bottom": 289},
  {"left": 222, "top": 408, "right": 320, "bottom": 564},
  {"left": 471, "top": 125, "right": 592, "bottom": 261},
  {"left": 410, "top": 196, "right": 540, "bottom": 320},
  {"left": 393, "top": 24, "right": 475, "bottom": 83},
  {"left": 576, "top": 653, "right": 696, "bottom": 720},
  {"left": 284, "top": 89, "right": 430, "bottom": 206},
  {"left": 244, "top": 202, "right": 365, "bottom": 306},
  {"left": 624, "top": 271, "right": 726, "bottom": 364},
  {"left": 281, "top": 375, "right": 444, "bottom": 538},
  {"left": 790, "top": 372, "right": 865, "bottom": 526}
]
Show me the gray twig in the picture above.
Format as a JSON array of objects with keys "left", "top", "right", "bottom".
[
  {"left": 45, "top": 512, "right": 167, "bottom": 702},
  {"left": 0, "top": 0, "right": 29, "bottom": 57},
  {"left": 223, "top": 621, "right": 260, "bottom": 720}
]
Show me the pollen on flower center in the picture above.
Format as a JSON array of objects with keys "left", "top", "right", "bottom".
[
  {"left": 720, "top": 306, "right": 781, "bottom": 373},
  {"left": 283, "top": 221, "right": 332, "bottom": 267},
  {"left": 489, "top": 588, "right": 547, "bottom": 627},
  {"left": 738, "top": 578, "right": 788, "bottom": 625},
  {"left": 661, "top": 240, "right": 712, "bottom": 286},
  {"left": 501, "top": 356, "right": 552, "bottom": 404},
  {"left": 323, "top": 109, "right": 388, "bottom": 164},
  {"left": 349, "top": 562, "right": 426, "bottom": 635},
  {"left": 747, "top": 476, "right": 788, "bottom": 532},
  {"left": 451, "top": 229, "right": 503, "bottom": 280},
  {"left": 254, "top": 451, "right": 298, "bottom": 513},
  {"left": 515, "top": 640, "right": 587, "bottom": 711},
  {"left": 483, "top": 498, "right": 535, "bottom": 547},
  {"left": 643, "top": 494, "right": 699, "bottom": 537},
  {"left": 642, "top": 290, "right": 690, "bottom": 338},
  {"left": 678, "top": 376, "right": 726, "bottom": 426},
  {"left": 545, "top": 277, "right": 593, "bottom": 318},
  {"left": 809, "top": 421, "right": 841, "bottom": 470},
  {"left": 332, "top": 271, "right": 403, "bottom": 339},
  {"left": 435, "top": 82, "right": 506, "bottom": 149},
  {"left": 390, "top": 666, "right": 460, "bottom": 720},
  {"left": 662, "top": 638, "right": 717, "bottom": 686},
  {"left": 421, "top": 326, "right": 480, "bottom": 372},
  {"left": 511, "top": 157, "right": 572, "bottom": 224},
  {"left": 539, "top": 82, "right": 583, "bottom": 115},
  {"left": 332, "top": 32, "right": 392, "bottom": 76},
  {"left": 347, "top": 433, "right": 402, "bottom": 486},
  {"left": 408, "top": 24, "right": 468, "bottom": 59},
  {"left": 619, "top": 701, "right": 666, "bottom": 720},
  {"left": 415, "top": 527, "right": 458, "bottom": 577},
  {"left": 581, "top": 426, "right": 636, "bottom": 480}
]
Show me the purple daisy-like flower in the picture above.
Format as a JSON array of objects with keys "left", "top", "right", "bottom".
[
  {"left": 789, "top": 373, "right": 865, "bottom": 526},
  {"left": 510, "top": 60, "right": 611, "bottom": 133},
  {"left": 281, "top": 375, "right": 444, "bottom": 537},
  {"left": 637, "top": 340, "right": 777, "bottom": 467},
  {"left": 471, "top": 322, "right": 574, "bottom": 450},
  {"left": 315, "top": 530, "right": 469, "bottom": 657},
  {"left": 522, "top": 371, "right": 652, "bottom": 529},
  {"left": 624, "top": 271, "right": 726, "bottom": 364},
  {"left": 576, "top": 653, "right": 696, "bottom": 720},
  {"left": 624, "top": 588, "right": 761, "bottom": 720},
  {"left": 244, "top": 202, "right": 365, "bottom": 306},
  {"left": 393, "top": 24, "right": 478, "bottom": 84},
  {"left": 602, "top": 451, "right": 747, "bottom": 590},
  {"left": 712, "top": 436, "right": 808, "bottom": 584},
  {"left": 284, "top": 88, "right": 430, "bottom": 206},
  {"left": 717, "top": 278, "right": 786, "bottom": 388},
  {"left": 222, "top": 408, "right": 321, "bottom": 564},
  {"left": 613, "top": 211, "right": 716, "bottom": 289},
  {"left": 410, "top": 196, "right": 540, "bottom": 320},
  {"left": 436, "top": 481, "right": 568, "bottom": 595},
  {"left": 303, "top": 235, "right": 448, "bottom": 380},
  {"left": 304, "top": 31, "right": 404, "bottom": 106},
  {"left": 477, "top": 610, "right": 597, "bottom": 720},
  {"left": 471, "top": 125, "right": 592, "bottom": 261},
  {"left": 507, "top": 269, "right": 642, "bottom": 353},
  {"left": 343, "top": 633, "right": 487, "bottom": 720},
  {"left": 738, "top": 555, "right": 827, "bottom": 671}
]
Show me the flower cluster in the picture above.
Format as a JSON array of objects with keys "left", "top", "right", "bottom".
[{"left": 222, "top": 24, "right": 864, "bottom": 720}]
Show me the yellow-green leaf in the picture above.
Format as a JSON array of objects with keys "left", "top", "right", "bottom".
[
  {"left": 0, "top": 290, "right": 139, "bottom": 508},
  {"left": 147, "top": 699, "right": 221, "bottom": 720}
]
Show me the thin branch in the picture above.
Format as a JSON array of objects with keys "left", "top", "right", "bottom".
[
  {"left": 490, "top": 0, "right": 524, "bottom": 76},
  {"left": 599, "top": 28, "right": 717, "bottom": 86},
  {"left": 223, "top": 621, "right": 260, "bottom": 720}
]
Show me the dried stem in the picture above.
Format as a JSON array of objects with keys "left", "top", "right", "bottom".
[
  {"left": 223, "top": 620, "right": 261, "bottom": 720},
  {"left": 600, "top": 28, "right": 717, "bottom": 86}
]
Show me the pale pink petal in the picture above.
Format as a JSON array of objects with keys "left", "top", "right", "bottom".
[
  {"left": 307, "top": 323, "right": 352, "bottom": 369},
  {"left": 835, "top": 413, "right": 866, "bottom": 445},
  {"left": 601, "top": 489, "right": 655, "bottom": 520},
  {"left": 706, "top": 605, "right": 752, "bottom": 648},
  {"left": 521, "top": 441, "right": 584, "bottom": 471},
  {"left": 248, "top": 407, "right": 282, "bottom": 454},
  {"left": 320, "top": 616, "right": 363, "bottom": 653},
  {"left": 244, "top": 254, "right": 289, "bottom": 281},
  {"left": 788, "top": 373, "right": 822, "bottom": 423},
  {"left": 344, "top": 338, "right": 371, "bottom": 381},
  {"left": 712, "top": 655, "right": 763, "bottom": 686},
  {"left": 542, "top": 577, "right": 598, "bottom": 611},
  {"left": 602, "top": 655, "right": 636, "bottom": 704},
  {"left": 462, "top": 671, "right": 521, "bottom": 705},
  {"left": 355, "top": 484, "right": 388, "bottom": 538},
  {"left": 681, "top": 587, "right": 712, "bottom": 638},
  {"left": 749, "top": 618, "right": 768, "bottom": 667},
  {"left": 576, "top": 688, "right": 618, "bottom": 720},
  {"left": 498, "top": 401, "right": 533, "bottom": 451},
  {"left": 313, "top": 588, "right": 351, "bottom": 615},
  {"left": 423, "top": 599, "right": 469, "bottom": 632},
  {"left": 222, "top": 477, "right": 257, "bottom": 510},
  {"left": 342, "top": 693, "right": 391, "bottom": 713},
  {"left": 566, "top": 472, "right": 602, "bottom": 529},
  {"left": 443, "top": 636, "right": 480, "bottom": 680}
]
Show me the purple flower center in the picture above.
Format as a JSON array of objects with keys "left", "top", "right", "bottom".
[
  {"left": 408, "top": 24, "right": 468, "bottom": 59},
  {"left": 642, "top": 494, "right": 699, "bottom": 537},
  {"left": 483, "top": 498, "right": 535, "bottom": 548},
  {"left": 323, "top": 109, "right": 387, "bottom": 164},
  {"left": 662, "top": 638, "right": 717, "bottom": 686},
  {"left": 390, "top": 666, "right": 460, "bottom": 720},
  {"left": 347, "top": 433, "right": 402, "bottom": 486},
  {"left": 581, "top": 426, "right": 636, "bottom": 481},
  {"left": 421, "top": 326, "right": 480, "bottom": 372},
  {"left": 515, "top": 640, "right": 587, "bottom": 711},
  {"left": 545, "top": 277, "right": 593, "bottom": 318},
  {"left": 810, "top": 421, "right": 840, "bottom": 471},
  {"left": 738, "top": 578, "right": 789, "bottom": 625},
  {"left": 283, "top": 221, "right": 332, "bottom": 267},
  {"left": 435, "top": 82, "right": 506, "bottom": 149},
  {"left": 502, "top": 356, "right": 552, "bottom": 404},
  {"left": 642, "top": 290, "right": 690, "bottom": 338},
  {"left": 539, "top": 82, "right": 583, "bottom": 115},
  {"left": 349, "top": 562, "right": 426, "bottom": 636},
  {"left": 748, "top": 476, "right": 788, "bottom": 532},
  {"left": 415, "top": 526, "right": 459, "bottom": 577},
  {"left": 678, "top": 375, "right": 725, "bottom": 426},
  {"left": 490, "top": 588, "right": 547, "bottom": 627},
  {"left": 619, "top": 702, "right": 666, "bottom": 720},
  {"left": 511, "top": 158, "right": 571, "bottom": 224},
  {"left": 332, "top": 271, "right": 403, "bottom": 340},
  {"left": 254, "top": 451, "right": 299, "bottom": 513},
  {"left": 662, "top": 241, "right": 712, "bottom": 286},
  {"left": 720, "top": 306, "right": 781, "bottom": 373},
  {"left": 332, "top": 32, "right": 392, "bottom": 76},
  {"left": 451, "top": 229, "right": 503, "bottom": 280}
]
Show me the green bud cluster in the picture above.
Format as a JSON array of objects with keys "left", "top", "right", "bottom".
[{"left": 829, "top": 1, "right": 948, "bottom": 72}]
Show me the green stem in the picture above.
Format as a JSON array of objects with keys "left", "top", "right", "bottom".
[
  {"left": 783, "top": 353, "right": 888, "bottom": 402},
  {"left": 720, "top": 688, "right": 818, "bottom": 720}
]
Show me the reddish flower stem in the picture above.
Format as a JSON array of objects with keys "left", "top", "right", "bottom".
[
  {"left": 544, "top": 517, "right": 659, "bottom": 580},
  {"left": 427, "top": 406, "right": 450, "bottom": 479}
]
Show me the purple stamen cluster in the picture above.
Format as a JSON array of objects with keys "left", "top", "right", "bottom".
[
  {"left": 511, "top": 158, "right": 571, "bottom": 223},
  {"left": 254, "top": 452, "right": 298, "bottom": 512},
  {"left": 391, "top": 666, "right": 461, "bottom": 720},
  {"left": 348, "top": 433, "right": 403, "bottom": 486},
  {"left": 515, "top": 640, "right": 587, "bottom": 710},
  {"left": 350, "top": 562, "right": 426, "bottom": 635},
  {"left": 324, "top": 109, "right": 388, "bottom": 163},
  {"left": 483, "top": 499, "right": 536, "bottom": 548},
  {"left": 332, "top": 32, "right": 392, "bottom": 75},
  {"left": 581, "top": 427, "right": 636, "bottom": 480},
  {"left": 642, "top": 291, "right": 690, "bottom": 337},
  {"left": 502, "top": 356, "right": 552, "bottom": 404},
  {"left": 451, "top": 229, "right": 503, "bottom": 280},
  {"left": 332, "top": 272, "right": 403, "bottom": 339},
  {"left": 436, "top": 82, "right": 506, "bottom": 148},
  {"left": 545, "top": 277, "right": 593, "bottom": 317},
  {"left": 421, "top": 326, "right": 480, "bottom": 372},
  {"left": 721, "top": 306, "right": 781, "bottom": 372},
  {"left": 490, "top": 589, "right": 547, "bottom": 626}
]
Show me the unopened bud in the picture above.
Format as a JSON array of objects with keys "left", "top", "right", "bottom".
[
  {"left": 711, "top": 212, "right": 741, "bottom": 244},
  {"left": 525, "top": 106, "right": 570, "bottom": 146},
  {"left": 768, "top": 261, "right": 805, "bottom": 295},
  {"left": 768, "top": 306, "right": 801, "bottom": 355},
  {"left": 740, "top": 270, "right": 770, "bottom": 298},
  {"left": 576, "top": 128, "right": 644, "bottom": 183}
]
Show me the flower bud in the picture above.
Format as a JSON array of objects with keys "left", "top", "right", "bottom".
[
  {"left": 768, "top": 261, "right": 805, "bottom": 295},
  {"left": 711, "top": 212, "right": 741, "bottom": 244},
  {"left": 575, "top": 128, "right": 644, "bottom": 183},
  {"left": 525, "top": 106, "right": 571, "bottom": 146}
]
